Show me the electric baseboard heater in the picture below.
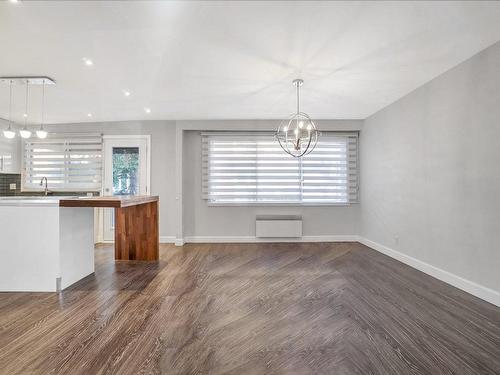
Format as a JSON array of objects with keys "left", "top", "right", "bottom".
[{"left": 255, "top": 215, "right": 302, "bottom": 238}]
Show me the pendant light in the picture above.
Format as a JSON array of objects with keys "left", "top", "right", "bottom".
[
  {"left": 3, "top": 80, "right": 16, "bottom": 139},
  {"left": 36, "top": 79, "right": 48, "bottom": 139},
  {"left": 275, "top": 79, "right": 319, "bottom": 157},
  {"left": 19, "top": 80, "right": 32, "bottom": 139}
]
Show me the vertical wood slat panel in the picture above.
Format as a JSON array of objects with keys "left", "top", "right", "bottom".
[{"left": 114, "top": 201, "right": 159, "bottom": 261}]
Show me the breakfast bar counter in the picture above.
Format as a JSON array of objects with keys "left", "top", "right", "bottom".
[{"left": 60, "top": 195, "right": 159, "bottom": 261}]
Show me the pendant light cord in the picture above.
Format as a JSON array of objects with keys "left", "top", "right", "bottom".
[
  {"left": 24, "top": 80, "right": 29, "bottom": 126},
  {"left": 41, "top": 79, "right": 45, "bottom": 128},
  {"left": 8, "top": 80, "right": 13, "bottom": 125}
]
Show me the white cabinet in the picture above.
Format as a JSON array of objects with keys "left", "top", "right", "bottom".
[{"left": 0, "top": 135, "right": 21, "bottom": 174}]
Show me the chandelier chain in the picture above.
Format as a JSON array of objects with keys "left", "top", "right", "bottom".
[{"left": 296, "top": 81, "right": 300, "bottom": 114}]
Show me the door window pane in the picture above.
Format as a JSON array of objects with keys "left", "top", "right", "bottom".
[{"left": 112, "top": 147, "right": 140, "bottom": 195}]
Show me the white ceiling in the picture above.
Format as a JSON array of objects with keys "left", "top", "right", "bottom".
[{"left": 1, "top": 1, "right": 500, "bottom": 124}]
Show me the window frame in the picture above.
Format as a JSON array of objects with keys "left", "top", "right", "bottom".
[
  {"left": 21, "top": 133, "right": 103, "bottom": 193},
  {"left": 202, "top": 131, "right": 359, "bottom": 207}
]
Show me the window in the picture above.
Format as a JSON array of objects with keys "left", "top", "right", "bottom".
[
  {"left": 202, "top": 131, "right": 359, "bottom": 205},
  {"left": 23, "top": 133, "right": 103, "bottom": 191}
]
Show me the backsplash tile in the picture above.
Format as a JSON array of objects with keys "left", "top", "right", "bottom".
[
  {"left": 0, "top": 173, "right": 21, "bottom": 196},
  {"left": 0, "top": 173, "right": 99, "bottom": 197}
]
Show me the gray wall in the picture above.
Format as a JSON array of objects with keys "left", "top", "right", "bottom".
[
  {"left": 46, "top": 119, "right": 362, "bottom": 239},
  {"left": 361, "top": 41, "right": 500, "bottom": 292}
]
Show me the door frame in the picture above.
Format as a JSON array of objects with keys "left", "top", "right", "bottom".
[{"left": 97, "top": 135, "right": 151, "bottom": 243}]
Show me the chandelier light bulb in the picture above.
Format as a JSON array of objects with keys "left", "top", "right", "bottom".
[{"left": 275, "top": 79, "right": 320, "bottom": 157}]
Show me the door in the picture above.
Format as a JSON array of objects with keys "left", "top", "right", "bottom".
[{"left": 102, "top": 136, "right": 150, "bottom": 242}]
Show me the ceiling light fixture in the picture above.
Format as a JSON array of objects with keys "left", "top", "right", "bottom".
[
  {"left": 3, "top": 80, "right": 16, "bottom": 139},
  {"left": 36, "top": 79, "right": 48, "bottom": 139},
  {"left": 275, "top": 79, "right": 319, "bottom": 157},
  {"left": 144, "top": 107, "right": 151, "bottom": 114},
  {"left": 19, "top": 80, "right": 32, "bottom": 139},
  {"left": 87, "top": 113, "right": 92, "bottom": 118},
  {"left": 82, "top": 57, "right": 93, "bottom": 66},
  {"left": 9, "top": 0, "right": 19, "bottom": 3},
  {"left": 123, "top": 90, "right": 131, "bottom": 97}
]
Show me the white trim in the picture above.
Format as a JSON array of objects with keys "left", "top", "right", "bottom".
[
  {"left": 182, "top": 235, "right": 359, "bottom": 244},
  {"left": 207, "top": 202, "right": 353, "bottom": 207},
  {"left": 102, "top": 135, "right": 149, "bottom": 139},
  {"left": 100, "top": 135, "right": 152, "bottom": 241},
  {"left": 102, "top": 135, "right": 152, "bottom": 195},
  {"left": 358, "top": 237, "right": 500, "bottom": 308},
  {"left": 159, "top": 236, "right": 176, "bottom": 243},
  {"left": 175, "top": 127, "right": 184, "bottom": 242}
]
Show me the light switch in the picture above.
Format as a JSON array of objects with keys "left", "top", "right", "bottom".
[{"left": 9, "top": 183, "right": 16, "bottom": 190}]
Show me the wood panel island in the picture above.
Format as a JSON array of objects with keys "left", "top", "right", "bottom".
[
  {"left": 60, "top": 195, "right": 159, "bottom": 261},
  {"left": 0, "top": 195, "right": 159, "bottom": 292}
]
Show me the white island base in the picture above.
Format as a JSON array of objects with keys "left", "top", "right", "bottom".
[{"left": 0, "top": 198, "right": 94, "bottom": 292}]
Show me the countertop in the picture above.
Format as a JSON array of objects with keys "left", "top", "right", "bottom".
[
  {"left": 0, "top": 196, "right": 71, "bottom": 207},
  {"left": 59, "top": 195, "right": 159, "bottom": 208}
]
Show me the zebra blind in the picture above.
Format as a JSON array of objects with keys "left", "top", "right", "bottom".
[
  {"left": 0, "top": 138, "right": 16, "bottom": 172},
  {"left": 202, "top": 131, "right": 358, "bottom": 205},
  {"left": 23, "top": 133, "right": 103, "bottom": 191}
]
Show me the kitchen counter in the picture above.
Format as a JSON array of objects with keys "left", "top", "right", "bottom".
[
  {"left": 0, "top": 196, "right": 71, "bottom": 206},
  {"left": 59, "top": 195, "right": 158, "bottom": 208},
  {"left": 0, "top": 197, "right": 94, "bottom": 292},
  {"left": 0, "top": 195, "right": 160, "bottom": 292},
  {"left": 60, "top": 195, "right": 159, "bottom": 261}
]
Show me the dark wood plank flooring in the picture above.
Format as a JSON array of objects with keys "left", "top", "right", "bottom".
[{"left": 0, "top": 242, "right": 499, "bottom": 374}]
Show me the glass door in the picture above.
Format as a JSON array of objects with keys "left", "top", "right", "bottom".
[{"left": 102, "top": 137, "right": 150, "bottom": 242}]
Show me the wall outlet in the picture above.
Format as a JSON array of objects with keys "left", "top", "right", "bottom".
[{"left": 9, "top": 183, "right": 16, "bottom": 190}]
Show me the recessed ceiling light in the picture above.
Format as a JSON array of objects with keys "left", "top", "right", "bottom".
[
  {"left": 9, "top": 0, "right": 19, "bottom": 3},
  {"left": 23, "top": 113, "right": 28, "bottom": 118},
  {"left": 123, "top": 90, "right": 131, "bottom": 97},
  {"left": 144, "top": 107, "right": 151, "bottom": 114},
  {"left": 87, "top": 113, "right": 92, "bottom": 118},
  {"left": 82, "top": 57, "right": 93, "bottom": 66}
]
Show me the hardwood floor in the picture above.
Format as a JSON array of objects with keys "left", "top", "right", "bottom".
[{"left": 0, "top": 242, "right": 499, "bottom": 374}]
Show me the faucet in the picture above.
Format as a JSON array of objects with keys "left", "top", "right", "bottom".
[{"left": 39, "top": 177, "right": 51, "bottom": 196}]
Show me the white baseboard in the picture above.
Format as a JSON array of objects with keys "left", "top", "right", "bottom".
[
  {"left": 181, "top": 235, "right": 359, "bottom": 244},
  {"left": 358, "top": 237, "right": 500, "bottom": 308},
  {"left": 159, "top": 236, "right": 176, "bottom": 244}
]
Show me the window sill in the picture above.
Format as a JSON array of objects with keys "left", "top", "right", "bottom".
[{"left": 206, "top": 202, "right": 357, "bottom": 207}]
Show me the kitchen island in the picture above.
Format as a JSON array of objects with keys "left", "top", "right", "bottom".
[
  {"left": 0, "top": 195, "right": 159, "bottom": 292},
  {"left": 60, "top": 195, "right": 159, "bottom": 261}
]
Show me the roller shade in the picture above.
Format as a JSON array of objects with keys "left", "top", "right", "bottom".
[
  {"left": 23, "top": 133, "right": 103, "bottom": 191},
  {"left": 202, "top": 131, "right": 358, "bottom": 205}
]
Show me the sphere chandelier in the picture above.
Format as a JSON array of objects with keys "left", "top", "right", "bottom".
[{"left": 275, "top": 79, "right": 319, "bottom": 157}]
